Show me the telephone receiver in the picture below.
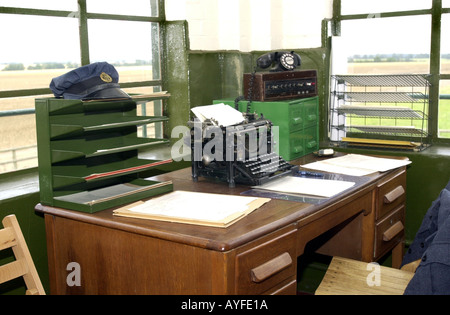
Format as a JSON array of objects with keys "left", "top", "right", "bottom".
[{"left": 256, "top": 51, "right": 302, "bottom": 72}]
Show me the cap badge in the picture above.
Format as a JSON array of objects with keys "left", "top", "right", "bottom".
[{"left": 100, "top": 72, "right": 113, "bottom": 83}]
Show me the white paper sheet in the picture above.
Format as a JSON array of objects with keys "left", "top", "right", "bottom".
[
  {"left": 254, "top": 176, "right": 355, "bottom": 198},
  {"left": 301, "top": 154, "right": 411, "bottom": 177}
]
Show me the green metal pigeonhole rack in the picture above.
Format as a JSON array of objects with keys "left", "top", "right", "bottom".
[{"left": 35, "top": 96, "right": 173, "bottom": 213}]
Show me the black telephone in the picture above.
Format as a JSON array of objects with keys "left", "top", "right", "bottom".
[{"left": 256, "top": 51, "right": 302, "bottom": 72}]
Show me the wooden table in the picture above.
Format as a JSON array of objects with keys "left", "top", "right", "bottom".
[{"left": 36, "top": 155, "right": 407, "bottom": 295}]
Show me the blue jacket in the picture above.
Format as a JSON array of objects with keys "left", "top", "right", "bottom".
[{"left": 402, "top": 180, "right": 450, "bottom": 295}]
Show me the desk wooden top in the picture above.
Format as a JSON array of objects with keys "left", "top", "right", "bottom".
[{"left": 35, "top": 155, "right": 404, "bottom": 252}]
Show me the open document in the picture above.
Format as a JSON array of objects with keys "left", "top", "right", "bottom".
[
  {"left": 302, "top": 154, "right": 411, "bottom": 177},
  {"left": 113, "top": 191, "right": 270, "bottom": 228},
  {"left": 191, "top": 103, "right": 245, "bottom": 127}
]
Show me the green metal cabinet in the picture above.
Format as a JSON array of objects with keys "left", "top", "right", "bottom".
[
  {"left": 35, "top": 97, "right": 173, "bottom": 213},
  {"left": 214, "top": 97, "right": 319, "bottom": 161}
]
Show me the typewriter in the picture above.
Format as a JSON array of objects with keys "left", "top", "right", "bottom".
[{"left": 189, "top": 112, "right": 298, "bottom": 188}]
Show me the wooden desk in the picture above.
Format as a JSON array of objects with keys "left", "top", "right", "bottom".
[{"left": 36, "top": 156, "right": 407, "bottom": 295}]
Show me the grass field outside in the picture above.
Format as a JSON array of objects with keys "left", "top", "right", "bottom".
[{"left": 346, "top": 60, "right": 450, "bottom": 138}]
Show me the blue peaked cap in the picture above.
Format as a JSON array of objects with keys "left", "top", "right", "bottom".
[{"left": 49, "top": 62, "right": 130, "bottom": 100}]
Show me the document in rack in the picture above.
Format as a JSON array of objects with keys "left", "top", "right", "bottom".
[{"left": 301, "top": 154, "right": 411, "bottom": 176}]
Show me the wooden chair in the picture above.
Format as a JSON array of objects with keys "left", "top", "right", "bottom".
[
  {"left": 315, "top": 256, "right": 420, "bottom": 295},
  {"left": 0, "top": 214, "right": 45, "bottom": 295}
]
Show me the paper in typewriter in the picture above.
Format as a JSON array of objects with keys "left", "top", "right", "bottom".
[
  {"left": 191, "top": 103, "right": 245, "bottom": 127},
  {"left": 113, "top": 191, "right": 270, "bottom": 228}
]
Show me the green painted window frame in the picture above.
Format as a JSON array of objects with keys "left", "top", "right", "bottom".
[{"left": 332, "top": 0, "right": 450, "bottom": 144}]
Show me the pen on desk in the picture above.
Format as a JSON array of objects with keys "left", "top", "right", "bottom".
[{"left": 297, "top": 171, "right": 324, "bottom": 178}]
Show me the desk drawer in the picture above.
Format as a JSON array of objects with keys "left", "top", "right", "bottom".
[
  {"left": 289, "top": 105, "right": 304, "bottom": 132},
  {"left": 288, "top": 127, "right": 319, "bottom": 160},
  {"left": 235, "top": 229, "right": 297, "bottom": 295},
  {"left": 302, "top": 97, "right": 319, "bottom": 129},
  {"left": 374, "top": 205, "right": 405, "bottom": 259},
  {"left": 263, "top": 278, "right": 297, "bottom": 295},
  {"left": 289, "top": 99, "right": 318, "bottom": 132},
  {"left": 376, "top": 170, "right": 406, "bottom": 220}
]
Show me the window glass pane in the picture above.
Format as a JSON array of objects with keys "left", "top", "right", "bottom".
[
  {"left": 439, "top": 81, "right": 450, "bottom": 139},
  {"left": 333, "top": 16, "right": 431, "bottom": 75},
  {"left": 442, "top": 15, "right": 450, "bottom": 74},
  {"left": 444, "top": 0, "right": 450, "bottom": 8},
  {"left": 0, "top": 14, "right": 80, "bottom": 91},
  {"left": 341, "top": 0, "right": 431, "bottom": 15},
  {"left": 0, "top": 95, "right": 53, "bottom": 173},
  {"left": 0, "top": 0, "right": 77, "bottom": 11},
  {"left": 87, "top": 0, "right": 157, "bottom": 17},
  {"left": 88, "top": 20, "right": 159, "bottom": 82}
]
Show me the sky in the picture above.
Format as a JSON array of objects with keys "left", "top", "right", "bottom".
[
  {"left": 340, "top": 15, "right": 433, "bottom": 56},
  {"left": 0, "top": 0, "right": 448, "bottom": 64},
  {"left": 0, "top": 0, "right": 155, "bottom": 64},
  {"left": 338, "top": 0, "right": 449, "bottom": 56}
]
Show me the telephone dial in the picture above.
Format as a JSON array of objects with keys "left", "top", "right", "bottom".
[{"left": 256, "top": 51, "right": 302, "bottom": 72}]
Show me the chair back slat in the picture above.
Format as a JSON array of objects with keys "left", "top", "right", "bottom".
[
  {"left": 0, "top": 227, "right": 16, "bottom": 251},
  {"left": 0, "top": 215, "right": 45, "bottom": 295},
  {"left": 0, "top": 259, "right": 28, "bottom": 284}
]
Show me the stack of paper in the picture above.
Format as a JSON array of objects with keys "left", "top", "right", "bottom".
[{"left": 113, "top": 191, "right": 270, "bottom": 228}]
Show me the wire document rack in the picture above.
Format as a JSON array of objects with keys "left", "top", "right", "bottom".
[{"left": 329, "top": 74, "right": 431, "bottom": 151}]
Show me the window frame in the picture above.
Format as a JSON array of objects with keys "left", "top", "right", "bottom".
[{"left": 332, "top": 0, "right": 450, "bottom": 144}]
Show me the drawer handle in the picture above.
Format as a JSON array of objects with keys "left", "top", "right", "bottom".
[
  {"left": 383, "top": 221, "right": 404, "bottom": 242},
  {"left": 384, "top": 186, "right": 405, "bottom": 204},
  {"left": 307, "top": 140, "right": 317, "bottom": 149},
  {"left": 250, "top": 252, "right": 293, "bottom": 283}
]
